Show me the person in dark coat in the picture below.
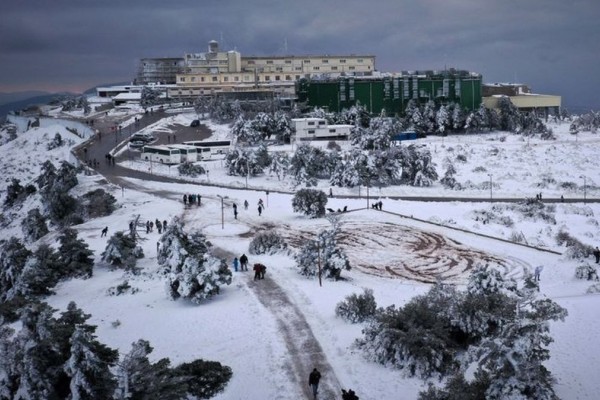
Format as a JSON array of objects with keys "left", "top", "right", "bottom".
[
  {"left": 594, "top": 247, "right": 600, "bottom": 263},
  {"left": 253, "top": 263, "right": 261, "bottom": 280},
  {"left": 240, "top": 254, "right": 248, "bottom": 271},
  {"left": 101, "top": 226, "right": 108, "bottom": 237},
  {"left": 308, "top": 368, "right": 321, "bottom": 398},
  {"left": 259, "top": 264, "right": 266, "bottom": 279},
  {"left": 244, "top": 200, "right": 249, "bottom": 210},
  {"left": 258, "top": 205, "right": 263, "bottom": 216}
]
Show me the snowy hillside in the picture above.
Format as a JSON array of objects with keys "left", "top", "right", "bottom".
[{"left": 1, "top": 111, "right": 599, "bottom": 400}]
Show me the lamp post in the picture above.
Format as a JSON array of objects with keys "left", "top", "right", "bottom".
[
  {"left": 217, "top": 195, "right": 224, "bottom": 229},
  {"left": 488, "top": 173, "right": 493, "bottom": 200},
  {"left": 265, "top": 191, "right": 269, "bottom": 207},
  {"left": 581, "top": 175, "right": 587, "bottom": 203},
  {"left": 245, "top": 158, "right": 249, "bottom": 189}
]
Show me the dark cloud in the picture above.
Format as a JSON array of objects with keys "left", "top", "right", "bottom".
[{"left": 0, "top": 0, "right": 598, "bottom": 109}]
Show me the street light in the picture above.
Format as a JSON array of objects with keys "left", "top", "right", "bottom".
[
  {"left": 581, "top": 175, "right": 587, "bottom": 203},
  {"left": 488, "top": 173, "right": 493, "bottom": 200},
  {"left": 217, "top": 195, "right": 224, "bottom": 229}
]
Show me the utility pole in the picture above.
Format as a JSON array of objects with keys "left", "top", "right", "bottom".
[
  {"left": 317, "top": 241, "right": 322, "bottom": 287},
  {"left": 488, "top": 173, "right": 493, "bottom": 200}
]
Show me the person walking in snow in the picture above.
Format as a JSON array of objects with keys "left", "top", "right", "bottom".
[
  {"left": 259, "top": 264, "right": 266, "bottom": 279},
  {"left": 253, "top": 263, "right": 262, "bottom": 280},
  {"left": 308, "top": 368, "right": 322, "bottom": 399},
  {"left": 233, "top": 257, "right": 239, "bottom": 272},
  {"left": 534, "top": 265, "right": 543, "bottom": 281},
  {"left": 101, "top": 226, "right": 108, "bottom": 237},
  {"left": 240, "top": 254, "right": 248, "bottom": 271},
  {"left": 258, "top": 205, "right": 263, "bottom": 216},
  {"left": 593, "top": 246, "right": 600, "bottom": 263},
  {"left": 244, "top": 200, "right": 249, "bottom": 210}
]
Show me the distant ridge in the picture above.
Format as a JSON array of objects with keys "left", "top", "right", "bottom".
[{"left": 0, "top": 92, "right": 74, "bottom": 120}]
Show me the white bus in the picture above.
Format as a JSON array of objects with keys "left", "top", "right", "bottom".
[
  {"left": 183, "top": 140, "right": 231, "bottom": 158},
  {"left": 167, "top": 144, "right": 198, "bottom": 162},
  {"left": 141, "top": 145, "right": 182, "bottom": 164}
]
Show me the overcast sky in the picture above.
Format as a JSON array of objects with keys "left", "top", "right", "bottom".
[{"left": 1, "top": 0, "right": 599, "bottom": 110}]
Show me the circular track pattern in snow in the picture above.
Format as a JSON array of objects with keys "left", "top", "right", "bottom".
[{"left": 281, "top": 221, "right": 527, "bottom": 283}]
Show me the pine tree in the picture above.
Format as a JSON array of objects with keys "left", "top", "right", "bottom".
[
  {"left": 64, "top": 326, "right": 118, "bottom": 400},
  {"left": 158, "top": 218, "right": 231, "bottom": 303},
  {"left": 0, "top": 237, "right": 32, "bottom": 302},
  {"left": 115, "top": 340, "right": 187, "bottom": 400},
  {"left": 58, "top": 229, "right": 94, "bottom": 279},
  {"left": 292, "top": 188, "right": 328, "bottom": 218},
  {"left": 21, "top": 207, "right": 48, "bottom": 242},
  {"left": 295, "top": 222, "right": 350, "bottom": 279},
  {"left": 101, "top": 231, "right": 144, "bottom": 273}
]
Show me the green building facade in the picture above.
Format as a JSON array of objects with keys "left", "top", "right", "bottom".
[{"left": 296, "top": 69, "right": 482, "bottom": 115}]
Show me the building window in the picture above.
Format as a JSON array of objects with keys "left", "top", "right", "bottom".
[
  {"left": 223, "top": 76, "right": 228, "bottom": 82},
  {"left": 332, "top": 66, "right": 338, "bottom": 71},
  {"left": 179, "top": 77, "right": 185, "bottom": 82},
  {"left": 358, "top": 59, "right": 363, "bottom": 63},
  {"left": 265, "top": 76, "right": 270, "bottom": 81},
  {"left": 266, "top": 60, "right": 273, "bottom": 64},
  {"left": 329, "top": 129, "right": 336, "bottom": 133},
  {"left": 191, "top": 77, "right": 196, "bottom": 82},
  {"left": 285, "top": 75, "right": 292, "bottom": 80},
  {"left": 201, "top": 77, "right": 205, "bottom": 82},
  {"left": 212, "top": 76, "right": 218, "bottom": 82},
  {"left": 295, "top": 67, "right": 302, "bottom": 71},
  {"left": 340, "top": 59, "right": 346, "bottom": 63},
  {"left": 304, "top": 60, "right": 311, "bottom": 64},
  {"left": 308, "top": 129, "right": 315, "bottom": 134},
  {"left": 234, "top": 76, "right": 239, "bottom": 82},
  {"left": 276, "top": 67, "right": 283, "bottom": 72},
  {"left": 285, "top": 60, "right": 292, "bottom": 64},
  {"left": 275, "top": 75, "right": 281, "bottom": 81},
  {"left": 349, "top": 66, "right": 355, "bottom": 70},
  {"left": 322, "top": 59, "right": 329, "bottom": 63},
  {"left": 308, "top": 121, "right": 315, "bottom": 126},
  {"left": 247, "top": 60, "right": 255, "bottom": 65},
  {"left": 313, "top": 66, "right": 320, "bottom": 71}
]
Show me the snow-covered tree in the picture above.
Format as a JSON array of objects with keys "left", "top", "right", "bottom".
[
  {"left": 115, "top": 340, "right": 187, "bottom": 400},
  {"left": 158, "top": 218, "right": 231, "bottom": 303},
  {"left": 64, "top": 325, "right": 119, "bottom": 400},
  {"left": 292, "top": 188, "right": 328, "bottom": 218},
  {"left": 436, "top": 105, "right": 450, "bottom": 134},
  {"left": 178, "top": 161, "right": 206, "bottom": 177},
  {"left": 268, "top": 151, "right": 290, "bottom": 181},
  {"left": 294, "top": 222, "right": 350, "bottom": 279},
  {"left": 140, "top": 86, "right": 162, "bottom": 108},
  {"left": 440, "top": 161, "right": 460, "bottom": 190},
  {"left": 80, "top": 188, "right": 117, "bottom": 219},
  {"left": 21, "top": 208, "right": 48, "bottom": 242},
  {"left": 0, "top": 237, "right": 32, "bottom": 303},
  {"left": 423, "top": 100, "right": 437, "bottom": 133},
  {"left": 289, "top": 144, "right": 328, "bottom": 187},
  {"left": 101, "top": 231, "right": 144, "bottom": 272},
  {"left": 57, "top": 228, "right": 94, "bottom": 279}
]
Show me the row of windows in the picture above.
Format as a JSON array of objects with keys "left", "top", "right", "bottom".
[
  {"left": 246, "top": 58, "right": 368, "bottom": 65},
  {"left": 180, "top": 74, "right": 312, "bottom": 83}
]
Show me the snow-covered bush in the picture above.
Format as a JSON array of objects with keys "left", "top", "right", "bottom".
[
  {"left": 3, "top": 178, "right": 36, "bottom": 207},
  {"left": 178, "top": 161, "right": 206, "bottom": 177},
  {"left": 292, "top": 188, "right": 328, "bottom": 218},
  {"left": 289, "top": 144, "right": 328, "bottom": 186},
  {"left": 107, "top": 280, "right": 140, "bottom": 296},
  {"left": 46, "top": 132, "right": 64, "bottom": 150},
  {"left": 80, "top": 188, "right": 117, "bottom": 219},
  {"left": 512, "top": 198, "right": 556, "bottom": 224},
  {"left": 335, "top": 288, "right": 377, "bottom": 323},
  {"left": 587, "top": 283, "right": 600, "bottom": 294},
  {"left": 575, "top": 264, "right": 599, "bottom": 281},
  {"left": 248, "top": 231, "right": 288, "bottom": 255},
  {"left": 101, "top": 231, "right": 144, "bottom": 272},
  {"left": 357, "top": 283, "right": 462, "bottom": 378},
  {"left": 158, "top": 218, "right": 232, "bottom": 303},
  {"left": 556, "top": 230, "right": 594, "bottom": 259}
]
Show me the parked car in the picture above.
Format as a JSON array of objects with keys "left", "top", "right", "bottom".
[
  {"left": 129, "top": 140, "right": 146, "bottom": 149},
  {"left": 190, "top": 119, "right": 200, "bottom": 127},
  {"left": 130, "top": 133, "right": 154, "bottom": 143}
]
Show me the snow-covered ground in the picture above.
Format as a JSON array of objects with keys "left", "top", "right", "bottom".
[{"left": 1, "top": 111, "right": 599, "bottom": 399}]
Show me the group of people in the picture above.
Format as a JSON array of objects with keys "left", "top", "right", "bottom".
[
  {"left": 183, "top": 193, "right": 202, "bottom": 206},
  {"left": 232, "top": 254, "right": 249, "bottom": 272},
  {"left": 145, "top": 219, "right": 168, "bottom": 234},
  {"left": 371, "top": 201, "right": 383, "bottom": 210},
  {"left": 104, "top": 153, "right": 116, "bottom": 166}
]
